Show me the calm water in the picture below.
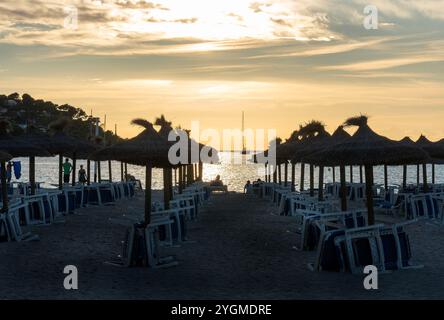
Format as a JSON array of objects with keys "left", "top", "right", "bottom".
[{"left": 9, "top": 152, "right": 444, "bottom": 192}]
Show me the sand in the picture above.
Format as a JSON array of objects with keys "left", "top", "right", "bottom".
[{"left": 1, "top": 191, "right": 443, "bottom": 299}]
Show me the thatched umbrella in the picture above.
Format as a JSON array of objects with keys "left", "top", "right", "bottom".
[
  {"left": 16, "top": 125, "right": 53, "bottom": 195},
  {"left": 304, "top": 115, "right": 428, "bottom": 225},
  {"left": 415, "top": 135, "right": 444, "bottom": 190},
  {"left": 48, "top": 118, "right": 96, "bottom": 189},
  {"left": 91, "top": 119, "right": 171, "bottom": 226},
  {"left": 290, "top": 121, "right": 329, "bottom": 196},
  {"left": 0, "top": 120, "right": 50, "bottom": 210},
  {"left": 0, "top": 151, "right": 13, "bottom": 212},
  {"left": 302, "top": 125, "right": 350, "bottom": 207},
  {"left": 156, "top": 115, "right": 175, "bottom": 208},
  {"left": 399, "top": 137, "right": 416, "bottom": 189}
]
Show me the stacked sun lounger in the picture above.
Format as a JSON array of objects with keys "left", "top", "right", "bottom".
[
  {"left": 118, "top": 182, "right": 212, "bottom": 268},
  {"left": 0, "top": 181, "right": 137, "bottom": 243},
  {"left": 309, "top": 221, "right": 422, "bottom": 274}
]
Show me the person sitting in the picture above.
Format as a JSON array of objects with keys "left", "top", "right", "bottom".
[{"left": 210, "top": 175, "right": 223, "bottom": 187}]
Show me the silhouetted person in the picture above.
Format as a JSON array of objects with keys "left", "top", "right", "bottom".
[
  {"left": 6, "top": 161, "right": 12, "bottom": 183},
  {"left": 244, "top": 180, "right": 252, "bottom": 194},
  {"left": 63, "top": 158, "right": 72, "bottom": 184},
  {"left": 78, "top": 165, "right": 87, "bottom": 184}
]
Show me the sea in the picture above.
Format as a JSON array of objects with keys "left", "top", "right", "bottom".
[{"left": 8, "top": 152, "right": 442, "bottom": 192}]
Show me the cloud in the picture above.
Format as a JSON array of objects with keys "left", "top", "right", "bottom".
[
  {"left": 318, "top": 56, "right": 444, "bottom": 72},
  {"left": 115, "top": 1, "right": 169, "bottom": 10}
]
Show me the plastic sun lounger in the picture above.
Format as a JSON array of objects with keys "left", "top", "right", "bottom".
[
  {"left": 298, "top": 210, "right": 367, "bottom": 251},
  {"left": 331, "top": 221, "right": 422, "bottom": 274},
  {"left": 3, "top": 202, "right": 40, "bottom": 242}
]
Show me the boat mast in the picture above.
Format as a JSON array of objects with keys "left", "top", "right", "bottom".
[{"left": 242, "top": 111, "right": 246, "bottom": 152}]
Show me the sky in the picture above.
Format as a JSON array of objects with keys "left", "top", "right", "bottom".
[{"left": 1, "top": 0, "right": 444, "bottom": 149}]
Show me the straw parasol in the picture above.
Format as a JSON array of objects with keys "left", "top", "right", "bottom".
[
  {"left": 415, "top": 135, "right": 444, "bottom": 188},
  {"left": 48, "top": 118, "right": 97, "bottom": 188},
  {"left": 304, "top": 115, "right": 428, "bottom": 225},
  {"left": 0, "top": 120, "right": 50, "bottom": 211},
  {"left": 91, "top": 118, "right": 172, "bottom": 225},
  {"left": 399, "top": 137, "right": 416, "bottom": 188},
  {"left": 16, "top": 125, "right": 53, "bottom": 195},
  {"left": 155, "top": 115, "right": 176, "bottom": 208},
  {"left": 289, "top": 121, "right": 328, "bottom": 195}
]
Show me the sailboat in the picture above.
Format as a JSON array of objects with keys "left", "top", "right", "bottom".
[{"left": 241, "top": 111, "right": 248, "bottom": 154}]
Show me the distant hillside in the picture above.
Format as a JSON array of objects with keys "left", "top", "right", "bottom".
[{"left": 0, "top": 92, "right": 121, "bottom": 145}]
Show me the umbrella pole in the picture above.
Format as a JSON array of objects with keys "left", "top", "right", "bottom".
[
  {"left": 349, "top": 166, "right": 353, "bottom": 183},
  {"left": 163, "top": 168, "right": 170, "bottom": 209},
  {"left": 29, "top": 156, "right": 36, "bottom": 195},
  {"left": 125, "top": 163, "right": 128, "bottom": 181},
  {"left": 94, "top": 161, "right": 97, "bottom": 183},
  {"left": 120, "top": 162, "right": 124, "bottom": 181},
  {"left": 384, "top": 165, "right": 388, "bottom": 192},
  {"left": 199, "top": 161, "right": 203, "bottom": 181},
  {"left": 359, "top": 165, "right": 363, "bottom": 183},
  {"left": 273, "top": 165, "right": 277, "bottom": 183},
  {"left": 264, "top": 164, "right": 267, "bottom": 181},
  {"left": 309, "top": 164, "right": 314, "bottom": 197},
  {"left": 72, "top": 154, "right": 77, "bottom": 187},
  {"left": 432, "top": 164, "right": 436, "bottom": 184},
  {"left": 365, "top": 165, "right": 375, "bottom": 225},
  {"left": 187, "top": 164, "right": 191, "bottom": 185},
  {"left": 278, "top": 164, "right": 282, "bottom": 184},
  {"left": 332, "top": 166, "right": 335, "bottom": 183},
  {"left": 300, "top": 163, "right": 305, "bottom": 191},
  {"left": 108, "top": 160, "right": 112, "bottom": 183},
  {"left": 58, "top": 155, "right": 63, "bottom": 190},
  {"left": 87, "top": 160, "right": 91, "bottom": 185},
  {"left": 284, "top": 162, "right": 288, "bottom": 187},
  {"left": 1, "top": 161, "right": 8, "bottom": 212},
  {"left": 144, "top": 163, "right": 152, "bottom": 226},
  {"left": 402, "top": 165, "right": 407, "bottom": 190},
  {"left": 169, "top": 169, "right": 173, "bottom": 200},
  {"left": 98, "top": 161, "right": 102, "bottom": 183},
  {"left": 291, "top": 162, "right": 296, "bottom": 192},
  {"left": 423, "top": 163, "right": 428, "bottom": 192},
  {"left": 340, "top": 165, "right": 347, "bottom": 211},
  {"left": 318, "top": 165, "right": 324, "bottom": 201},
  {"left": 178, "top": 166, "right": 183, "bottom": 193},
  {"left": 416, "top": 164, "right": 420, "bottom": 186}
]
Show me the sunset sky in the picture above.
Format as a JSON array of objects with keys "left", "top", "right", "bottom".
[{"left": 1, "top": 0, "right": 444, "bottom": 148}]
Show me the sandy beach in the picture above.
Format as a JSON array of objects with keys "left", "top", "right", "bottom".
[{"left": 1, "top": 191, "right": 443, "bottom": 300}]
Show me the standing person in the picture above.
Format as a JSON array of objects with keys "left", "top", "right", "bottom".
[
  {"left": 6, "top": 161, "right": 12, "bottom": 183},
  {"left": 244, "top": 180, "right": 252, "bottom": 194},
  {"left": 63, "top": 158, "right": 72, "bottom": 184},
  {"left": 78, "top": 165, "right": 87, "bottom": 185}
]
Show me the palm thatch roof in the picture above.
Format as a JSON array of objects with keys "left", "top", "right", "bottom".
[
  {"left": 300, "top": 125, "right": 350, "bottom": 164},
  {"left": 0, "top": 119, "right": 50, "bottom": 157},
  {"left": 90, "top": 119, "right": 172, "bottom": 167},
  {"left": 47, "top": 118, "right": 96, "bottom": 157},
  {"left": 0, "top": 151, "right": 12, "bottom": 162},
  {"left": 416, "top": 135, "right": 444, "bottom": 159},
  {"left": 253, "top": 121, "right": 326, "bottom": 164},
  {"left": 399, "top": 136, "right": 415, "bottom": 145},
  {"left": 303, "top": 115, "right": 428, "bottom": 166},
  {"left": 291, "top": 122, "right": 330, "bottom": 163}
]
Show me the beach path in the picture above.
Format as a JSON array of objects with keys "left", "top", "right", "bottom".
[{"left": 1, "top": 192, "right": 443, "bottom": 299}]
